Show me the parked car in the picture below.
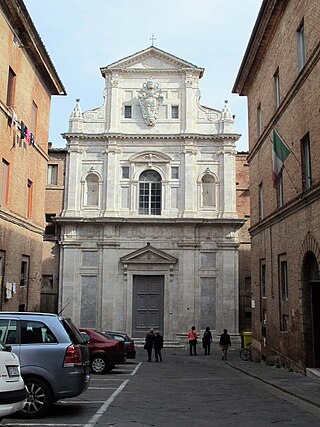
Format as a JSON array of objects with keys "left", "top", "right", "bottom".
[
  {"left": 0, "top": 312, "right": 90, "bottom": 418},
  {"left": 80, "top": 328, "right": 125, "bottom": 374},
  {"left": 104, "top": 331, "right": 136, "bottom": 359},
  {"left": 0, "top": 341, "right": 26, "bottom": 421}
]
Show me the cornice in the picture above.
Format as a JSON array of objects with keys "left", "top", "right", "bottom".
[
  {"left": 0, "top": 0, "right": 66, "bottom": 95},
  {"left": 249, "top": 182, "right": 320, "bottom": 237},
  {"left": 62, "top": 132, "right": 241, "bottom": 143},
  {"left": 56, "top": 217, "right": 246, "bottom": 228},
  {"left": 0, "top": 209, "right": 44, "bottom": 235},
  {"left": 233, "top": 0, "right": 288, "bottom": 95}
]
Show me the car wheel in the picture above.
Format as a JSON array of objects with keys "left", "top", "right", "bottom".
[
  {"left": 20, "top": 377, "right": 53, "bottom": 418},
  {"left": 91, "top": 356, "right": 109, "bottom": 374}
]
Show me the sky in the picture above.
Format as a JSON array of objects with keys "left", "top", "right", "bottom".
[{"left": 24, "top": 0, "right": 263, "bottom": 151}]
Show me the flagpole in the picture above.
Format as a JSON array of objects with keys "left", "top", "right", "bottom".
[
  {"left": 281, "top": 164, "right": 300, "bottom": 195},
  {"left": 274, "top": 128, "right": 303, "bottom": 169}
]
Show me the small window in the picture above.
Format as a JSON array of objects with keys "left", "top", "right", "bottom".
[
  {"left": 171, "top": 106, "right": 179, "bottom": 119},
  {"left": 47, "top": 164, "right": 58, "bottom": 185},
  {"left": 171, "top": 167, "right": 179, "bottom": 179},
  {"left": 124, "top": 105, "right": 132, "bottom": 118},
  {"left": 122, "top": 166, "right": 129, "bottom": 179},
  {"left": 260, "top": 262, "right": 266, "bottom": 298},
  {"left": 6, "top": 67, "right": 16, "bottom": 108},
  {"left": 257, "top": 103, "right": 262, "bottom": 137},
  {"left": 31, "top": 101, "right": 38, "bottom": 135},
  {"left": 45, "top": 213, "right": 56, "bottom": 236},
  {"left": 274, "top": 69, "right": 280, "bottom": 109},
  {"left": 27, "top": 179, "right": 33, "bottom": 218},
  {"left": 281, "top": 314, "right": 289, "bottom": 332},
  {"left": 301, "top": 132, "right": 312, "bottom": 190},
  {"left": 20, "top": 256, "right": 30, "bottom": 288},
  {"left": 297, "top": 20, "right": 306, "bottom": 73},
  {"left": 0, "top": 159, "right": 10, "bottom": 207},
  {"left": 277, "top": 174, "right": 284, "bottom": 208},
  {"left": 280, "top": 260, "right": 288, "bottom": 301},
  {"left": 258, "top": 182, "right": 263, "bottom": 220}
]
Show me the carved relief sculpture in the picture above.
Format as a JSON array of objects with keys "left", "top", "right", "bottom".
[{"left": 138, "top": 79, "right": 163, "bottom": 126}]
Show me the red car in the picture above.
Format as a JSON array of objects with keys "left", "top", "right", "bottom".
[{"left": 79, "top": 328, "right": 125, "bottom": 374}]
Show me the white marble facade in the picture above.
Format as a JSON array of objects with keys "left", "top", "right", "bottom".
[{"left": 59, "top": 46, "right": 243, "bottom": 341}]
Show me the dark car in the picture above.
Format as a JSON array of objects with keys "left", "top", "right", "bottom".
[
  {"left": 104, "top": 331, "right": 136, "bottom": 359},
  {"left": 79, "top": 329, "right": 125, "bottom": 374},
  {"left": 0, "top": 312, "right": 90, "bottom": 418}
]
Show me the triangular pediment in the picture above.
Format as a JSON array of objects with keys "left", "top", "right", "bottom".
[
  {"left": 101, "top": 46, "right": 204, "bottom": 77},
  {"left": 120, "top": 244, "right": 178, "bottom": 265}
]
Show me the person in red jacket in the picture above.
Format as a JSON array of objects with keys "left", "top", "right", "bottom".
[{"left": 188, "top": 326, "right": 198, "bottom": 356}]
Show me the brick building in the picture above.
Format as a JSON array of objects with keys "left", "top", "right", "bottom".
[
  {"left": 41, "top": 144, "right": 67, "bottom": 313},
  {"left": 0, "top": 0, "right": 65, "bottom": 311},
  {"left": 233, "top": 0, "right": 320, "bottom": 372},
  {"left": 236, "top": 153, "right": 251, "bottom": 334}
]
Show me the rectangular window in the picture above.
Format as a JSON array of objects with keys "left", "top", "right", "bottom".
[
  {"left": 171, "top": 106, "right": 179, "bottom": 119},
  {"left": 258, "top": 182, "right": 263, "bottom": 220},
  {"left": 31, "top": 101, "right": 38, "bottom": 135},
  {"left": 301, "top": 132, "right": 312, "bottom": 190},
  {"left": 282, "top": 314, "right": 289, "bottom": 332},
  {"left": 45, "top": 213, "right": 56, "bottom": 237},
  {"left": 20, "top": 256, "right": 30, "bottom": 287},
  {"left": 122, "top": 166, "right": 129, "bottom": 179},
  {"left": 260, "top": 261, "right": 266, "bottom": 298},
  {"left": 276, "top": 174, "right": 284, "bottom": 208},
  {"left": 171, "top": 166, "right": 179, "bottom": 179},
  {"left": 280, "top": 260, "right": 288, "bottom": 300},
  {"left": 47, "top": 164, "right": 58, "bottom": 185},
  {"left": 257, "top": 103, "right": 262, "bottom": 137},
  {"left": 0, "top": 159, "right": 10, "bottom": 207},
  {"left": 124, "top": 105, "right": 132, "bottom": 118},
  {"left": 6, "top": 67, "right": 16, "bottom": 107},
  {"left": 27, "top": 179, "right": 33, "bottom": 218},
  {"left": 274, "top": 69, "right": 280, "bottom": 109},
  {"left": 297, "top": 20, "right": 306, "bottom": 73}
]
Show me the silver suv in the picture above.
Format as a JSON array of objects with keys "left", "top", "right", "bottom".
[{"left": 0, "top": 312, "right": 90, "bottom": 418}]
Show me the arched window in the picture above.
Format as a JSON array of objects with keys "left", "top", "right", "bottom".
[
  {"left": 85, "top": 173, "right": 99, "bottom": 206},
  {"left": 202, "top": 174, "right": 215, "bottom": 207},
  {"left": 139, "top": 170, "right": 161, "bottom": 215}
]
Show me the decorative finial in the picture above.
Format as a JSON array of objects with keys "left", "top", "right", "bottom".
[{"left": 150, "top": 33, "right": 156, "bottom": 46}]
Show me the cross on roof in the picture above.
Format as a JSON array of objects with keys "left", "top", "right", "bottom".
[{"left": 150, "top": 33, "right": 156, "bottom": 46}]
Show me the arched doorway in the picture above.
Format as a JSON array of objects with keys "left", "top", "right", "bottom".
[{"left": 302, "top": 251, "right": 320, "bottom": 367}]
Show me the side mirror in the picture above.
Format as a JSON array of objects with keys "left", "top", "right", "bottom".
[{"left": 5, "top": 345, "right": 12, "bottom": 352}]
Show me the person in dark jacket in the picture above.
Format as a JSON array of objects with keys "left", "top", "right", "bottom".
[
  {"left": 144, "top": 329, "right": 155, "bottom": 362},
  {"left": 202, "top": 326, "right": 212, "bottom": 355},
  {"left": 154, "top": 331, "right": 164, "bottom": 362},
  {"left": 219, "top": 329, "right": 231, "bottom": 360}
]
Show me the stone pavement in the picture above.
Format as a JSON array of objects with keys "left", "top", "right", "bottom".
[{"left": 224, "top": 351, "right": 320, "bottom": 408}]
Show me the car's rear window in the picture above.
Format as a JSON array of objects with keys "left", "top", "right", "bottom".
[{"left": 61, "top": 318, "right": 86, "bottom": 344}]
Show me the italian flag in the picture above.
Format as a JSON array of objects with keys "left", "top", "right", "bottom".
[{"left": 272, "top": 129, "right": 291, "bottom": 187}]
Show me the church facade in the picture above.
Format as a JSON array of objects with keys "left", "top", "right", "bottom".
[{"left": 58, "top": 47, "right": 244, "bottom": 341}]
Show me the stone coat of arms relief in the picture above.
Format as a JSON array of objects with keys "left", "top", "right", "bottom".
[{"left": 138, "top": 79, "right": 164, "bottom": 126}]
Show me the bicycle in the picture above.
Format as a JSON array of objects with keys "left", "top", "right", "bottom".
[{"left": 239, "top": 342, "right": 252, "bottom": 361}]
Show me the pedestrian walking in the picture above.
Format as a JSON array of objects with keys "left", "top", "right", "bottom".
[
  {"left": 154, "top": 331, "right": 164, "bottom": 362},
  {"left": 219, "top": 328, "right": 231, "bottom": 360},
  {"left": 188, "top": 325, "right": 198, "bottom": 356},
  {"left": 144, "top": 329, "right": 155, "bottom": 362},
  {"left": 202, "top": 326, "right": 212, "bottom": 355}
]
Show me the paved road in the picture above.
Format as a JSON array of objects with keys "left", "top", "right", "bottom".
[{"left": 4, "top": 347, "right": 320, "bottom": 426}]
